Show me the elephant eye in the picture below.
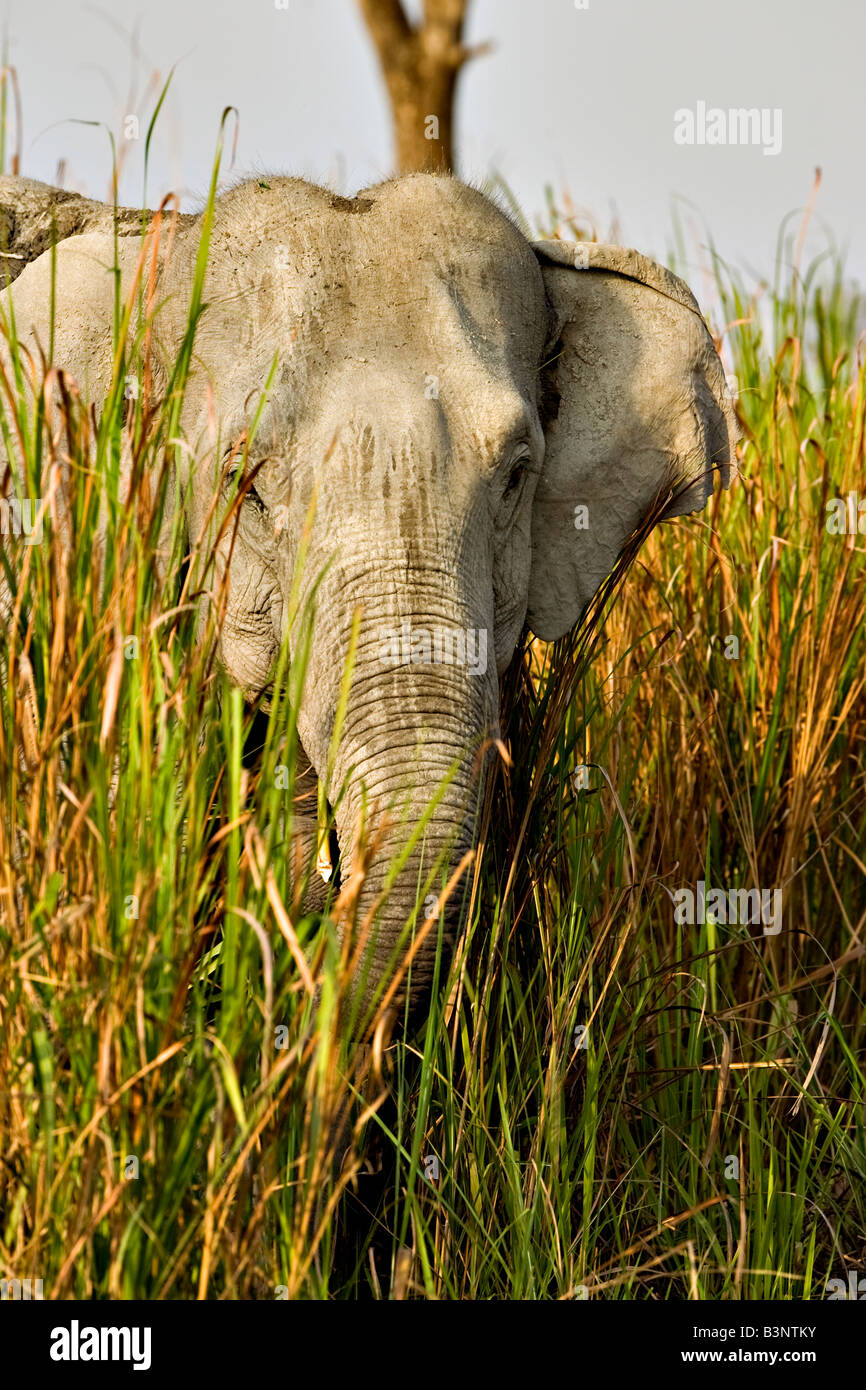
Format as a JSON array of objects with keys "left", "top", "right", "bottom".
[
  {"left": 242, "top": 482, "right": 266, "bottom": 514},
  {"left": 224, "top": 462, "right": 267, "bottom": 515},
  {"left": 503, "top": 458, "right": 528, "bottom": 499}
]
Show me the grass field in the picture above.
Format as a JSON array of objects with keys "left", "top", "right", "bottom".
[{"left": 0, "top": 138, "right": 864, "bottom": 1300}]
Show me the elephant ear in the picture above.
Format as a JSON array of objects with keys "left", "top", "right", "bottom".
[{"left": 527, "top": 240, "right": 739, "bottom": 642}]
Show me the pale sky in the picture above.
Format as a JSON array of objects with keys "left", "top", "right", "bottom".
[{"left": 7, "top": 0, "right": 865, "bottom": 293}]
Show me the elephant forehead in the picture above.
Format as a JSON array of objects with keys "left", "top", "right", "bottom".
[
  {"left": 312, "top": 367, "right": 534, "bottom": 465},
  {"left": 275, "top": 241, "right": 543, "bottom": 381},
  {"left": 195, "top": 264, "right": 544, "bottom": 454},
  {"left": 176, "top": 177, "right": 549, "bottom": 456},
  {"left": 194, "top": 179, "right": 547, "bottom": 370}
]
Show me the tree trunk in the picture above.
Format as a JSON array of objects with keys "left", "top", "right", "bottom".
[
  {"left": 357, "top": 0, "right": 488, "bottom": 175},
  {"left": 0, "top": 175, "right": 193, "bottom": 288}
]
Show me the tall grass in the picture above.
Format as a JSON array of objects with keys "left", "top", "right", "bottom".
[{"left": 0, "top": 142, "right": 864, "bottom": 1299}]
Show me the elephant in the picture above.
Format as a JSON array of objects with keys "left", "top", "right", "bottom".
[{"left": 0, "top": 172, "right": 737, "bottom": 1036}]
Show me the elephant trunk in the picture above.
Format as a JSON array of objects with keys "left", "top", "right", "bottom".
[
  {"left": 295, "top": 560, "right": 497, "bottom": 1033},
  {"left": 332, "top": 735, "right": 476, "bottom": 1033}
]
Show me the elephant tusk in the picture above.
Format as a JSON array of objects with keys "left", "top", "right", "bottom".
[{"left": 316, "top": 836, "right": 333, "bottom": 883}]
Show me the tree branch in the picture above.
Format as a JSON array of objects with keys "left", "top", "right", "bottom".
[
  {"left": 357, "top": 0, "right": 412, "bottom": 64},
  {"left": 357, "top": 0, "right": 489, "bottom": 173},
  {"left": 422, "top": 0, "right": 467, "bottom": 38}
]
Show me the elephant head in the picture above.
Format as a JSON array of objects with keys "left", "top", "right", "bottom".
[{"left": 1, "top": 173, "right": 737, "bottom": 1034}]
